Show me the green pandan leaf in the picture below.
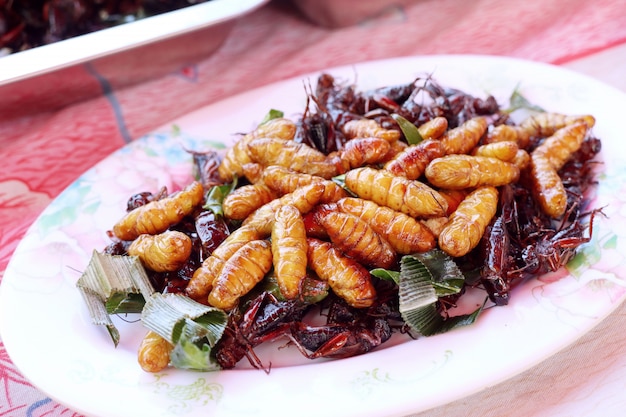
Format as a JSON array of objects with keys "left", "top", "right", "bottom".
[
  {"left": 370, "top": 268, "right": 400, "bottom": 284},
  {"left": 413, "top": 249, "right": 465, "bottom": 297},
  {"left": 503, "top": 85, "right": 546, "bottom": 114},
  {"left": 391, "top": 113, "right": 423, "bottom": 145},
  {"left": 76, "top": 251, "right": 156, "bottom": 346},
  {"left": 398, "top": 255, "right": 485, "bottom": 337},
  {"left": 260, "top": 109, "right": 284, "bottom": 125},
  {"left": 142, "top": 293, "right": 228, "bottom": 371},
  {"left": 203, "top": 178, "right": 237, "bottom": 216}
]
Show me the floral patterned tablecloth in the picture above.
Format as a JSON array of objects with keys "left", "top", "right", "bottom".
[{"left": 2, "top": 0, "right": 626, "bottom": 416}]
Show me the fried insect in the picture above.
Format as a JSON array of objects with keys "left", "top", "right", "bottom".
[
  {"left": 345, "top": 167, "right": 448, "bottom": 218},
  {"left": 271, "top": 205, "right": 308, "bottom": 300},
  {"left": 313, "top": 208, "right": 397, "bottom": 269},
  {"left": 425, "top": 154, "right": 520, "bottom": 190},
  {"left": 208, "top": 240, "right": 273, "bottom": 310},
  {"left": 471, "top": 141, "right": 519, "bottom": 162},
  {"left": 512, "top": 149, "right": 531, "bottom": 170},
  {"left": 533, "top": 121, "right": 589, "bottom": 169},
  {"left": 246, "top": 138, "right": 338, "bottom": 179},
  {"left": 415, "top": 116, "right": 449, "bottom": 140},
  {"left": 483, "top": 124, "right": 530, "bottom": 148},
  {"left": 186, "top": 225, "right": 264, "bottom": 302},
  {"left": 138, "top": 331, "right": 173, "bottom": 373},
  {"left": 519, "top": 112, "right": 595, "bottom": 138},
  {"left": 331, "top": 137, "right": 392, "bottom": 173},
  {"left": 243, "top": 182, "right": 326, "bottom": 234},
  {"left": 127, "top": 230, "right": 192, "bottom": 272},
  {"left": 384, "top": 139, "right": 444, "bottom": 180},
  {"left": 218, "top": 118, "right": 297, "bottom": 182},
  {"left": 440, "top": 116, "right": 488, "bottom": 155},
  {"left": 261, "top": 166, "right": 346, "bottom": 197},
  {"left": 306, "top": 238, "right": 377, "bottom": 308},
  {"left": 241, "top": 162, "right": 264, "bottom": 183},
  {"left": 342, "top": 118, "right": 401, "bottom": 142},
  {"left": 438, "top": 186, "right": 499, "bottom": 257},
  {"left": 529, "top": 153, "right": 568, "bottom": 219},
  {"left": 528, "top": 122, "right": 589, "bottom": 218},
  {"left": 112, "top": 181, "right": 204, "bottom": 241},
  {"left": 261, "top": 165, "right": 325, "bottom": 195},
  {"left": 336, "top": 197, "right": 436, "bottom": 254},
  {"left": 222, "top": 183, "right": 277, "bottom": 220}
]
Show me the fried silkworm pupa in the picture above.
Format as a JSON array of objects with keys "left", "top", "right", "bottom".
[
  {"left": 528, "top": 122, "right": 589, "bottom": 218},
  {"left": 138, "top": 331, "right": 174, "bottom": 373},
  {"left": 342, "top": 118, "right": 401, "bottom": 142},
  {"left": 271, "top": 205, "right": 308, "bottom": 300},
  {"left": 518, "top": 112, "right": 595, "bottom": 139},
  {"left": 127, "top": 230, "right": 192, "bottom": 272},
  {"left": 440, "top": 116, "right": 488, "bottom": 155},
  {"left": 246, "top": 138, "right": 338, "bottom": 179},
  {"left": 438, "top": 186, "right": 499, "bottom": 257},
  {"left": 222, "top": 183, "right": 277, "bottom": 220},
  {"left": 416, "top": 116, "right": 449, "bottom": 140},
  {"left": 335, "top": 197, "right": 435, "bottom": 254},
  {"left": 208, "top": 239, "right": 273, "bottom": 311},
  {"left": 112, "top": 181, "right": 204, "bottom": 241},
  {"left": 331, "top": 137, "right": 392, "bottom": 173},
  {"left": 261, "top": 165, "right": 326, "bottom": 195},
  {"left": 186, "top": 225, "right": 263, "bottom": 302},
  {"left": 482, "top": 124, "right": 531, "bottom": 148},
  {"left": 306, "top": 238, "right": 377, "bottom": 308},
  {"left": 384, "top": 139, "right": 444, "bottom": 180},
  {"left": 345, "top": 167, "right": 448, "bottom": 218},
  {"left": 313, "top": 208, "right": 396, "bottom": 269},
  {"left": 243, "top": 181, "right": 347, "bottom": 234},
  {"left": 425, "top": 154, "right": 519, "bottom": 190},
  {"left": 471, "top": 141, "right": 519, "bottom": 162},
  {"left": 532, "top": 121, "right": 589, "bottom": 170},
  {"left": 218, "top": 117, "right": 297, "bottom": 182}
]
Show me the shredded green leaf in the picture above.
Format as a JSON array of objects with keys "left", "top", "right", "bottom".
[
  {"left": 76, "top": 251, "right": 155, "bottom": 346},
  {"left": 503, "top": 84, "right": 546, "bottom": 114},
  {"left": 398, "top": 254, "right": 485, "bottom": 336},
  {"left": 391, "top": 113, "right": 423, "bottom": 145},
  {"left": 260, "top": 109, "right": 284, "bottom": 125},
  {"left": 203, "top": 178, "right": 237, "bottom": 216},
  {"left": 370, "top": 268, "right": 400, "bottom": 284},
  {"left": 413, "top": 249, "right": 465, "bottom": 297},
  {"left": 141, "top": 293, "right": 228, "bottom": 371}
]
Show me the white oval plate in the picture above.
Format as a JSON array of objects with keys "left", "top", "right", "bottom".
[{"left": 1, "top": 55, "right": 626, "bottom": 417}]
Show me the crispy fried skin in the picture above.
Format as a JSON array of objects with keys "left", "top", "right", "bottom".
[
  {"left": 112, "top": 181, "right": 204, "bottom": 241},
  {"left": 306, "top": 238, "right": 377, "bottom": 308},
  {"left": 127, "top": 230, "right": 192, "bottom": 272}
]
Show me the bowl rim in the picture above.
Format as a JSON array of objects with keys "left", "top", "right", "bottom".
[{"left": 0, "top": 0, "right": 269, "bottom": 86}]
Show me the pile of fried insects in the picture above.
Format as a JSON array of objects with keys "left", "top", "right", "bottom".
[{"left": 77, "top": 73, "right": 603, "bottom": 373}]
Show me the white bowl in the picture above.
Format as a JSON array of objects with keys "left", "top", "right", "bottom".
[{"left": 0, "top": 0, "right": 268, "bottom": 119}]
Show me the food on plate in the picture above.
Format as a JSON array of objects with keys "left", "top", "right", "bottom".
[
  {"left": 78, "top": 71, "right": 602, "bottom": 373},
  {"left": 0, "top": 0, "right": 215, "bottom": 55},
  {"left": 112, "top": 181, "right": 204, "bottom": 241},
  {"left": 424, "top": 154, "right": 520, "bottom": 189},
  {"left": 127, "top": 230, "right": 192, "bottom": 272}
]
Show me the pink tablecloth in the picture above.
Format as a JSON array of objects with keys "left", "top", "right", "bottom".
[{"left": 2, "top": 0, "right": 626, "bottom": 415}]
